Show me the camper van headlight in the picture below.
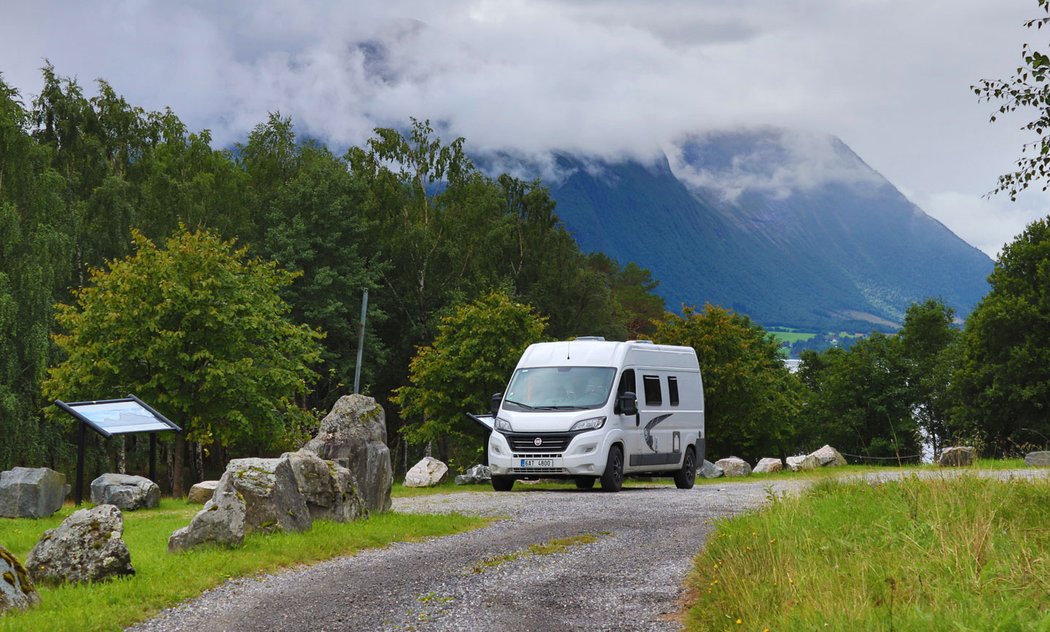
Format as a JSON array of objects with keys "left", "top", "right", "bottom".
[
  {"left": 494, "top": 417, "right": 513, "bottom": 432},
  {"left": 569, "top": 416, "right": 606, "bottom": 432}
]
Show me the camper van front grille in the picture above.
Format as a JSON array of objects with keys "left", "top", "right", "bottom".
[{"left": 505, "top": 432, "right": 574, "bottom": 453}]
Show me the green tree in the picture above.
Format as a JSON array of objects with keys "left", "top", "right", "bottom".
[
  {"left": 898, "top": 299, "right": 960, "bottom": 459},
  {"left": 653, "top": 305, "right": 802, "bottom": 462},
  {"left": 952, "top": 218, "right": 1050, "bottom": 455},
  {"left": 973, "top": 0, "right": 1050, "bottom": 199},
  {"left": 43, "top": 227, "right": 323, "bottom": 495},
  {"left": 798, "top": 333, "right": 918, "bottom": 461},
  {"left": 393, "top": 290, "right": 546, "bottom": 465}
]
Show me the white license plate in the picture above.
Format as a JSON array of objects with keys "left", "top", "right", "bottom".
[{"left": 519, "top": 459, "right": 554, "bottom": 468}]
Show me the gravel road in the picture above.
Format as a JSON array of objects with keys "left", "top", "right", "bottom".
[{"left": 132, "top": 470, "right": 1046, "bottom": 632}]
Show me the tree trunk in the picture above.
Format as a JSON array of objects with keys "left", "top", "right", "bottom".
[
  {"left": 193, "top": 442, "right": 204, "bottom": 483},
  {"left": 116, "top": 436, "right": 126, "bottom": 474},
  {"left": 173, "top": 433, "right": 185, "bottom": 497}
]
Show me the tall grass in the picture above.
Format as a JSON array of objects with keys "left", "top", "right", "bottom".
[
  {"left": 686, "top": 475, "right": 1050, "bottom": 630},
  {"left": 0, "top": 500, "right": 486, "bottom": 632}
]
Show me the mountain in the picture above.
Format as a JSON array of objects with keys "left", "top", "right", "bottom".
[{"left": 535, "top": 129, "right": 993, "bottom": 331}]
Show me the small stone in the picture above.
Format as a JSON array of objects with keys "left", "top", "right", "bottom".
[
  {"left": 753, "top": 458, "right": 783, "bottom": 474},
  {"left": 0, "top": 545, "right": 39, "bottom": 613},
  {"left": 715, "top": 457, "right": 751, "bottom": 477},
  {"left": 0, "top": 468, "right": 68, "bottom": 518},
  {"left": 454, "top": 464, "right": 492, "bottom": 485},
  {"left": 90, "top": 473, "right": 160, "bottom": 511},
  {"left": 698, "top": 460, "right": 724, "bottom": 479},
  {"left": 404, "top": 457, "right": 448, "bottom": 487},
  {"left": 809, "top": 445, "right": 847, "bottom": 467},
  {"left": 939, "top": 446, "right": 975, "bottom": 467},
  {"left": 786, "top": 454, "right": 820, "bottom": 471},
  {"left": 1024, "top": 451, "right": 1050, "bottom": 467},
  {"left": 187, "top": 480, "right": 220, "bottom": 504},
  {"left": 27, "top": 505, "right": 134, "bottom": 585}
]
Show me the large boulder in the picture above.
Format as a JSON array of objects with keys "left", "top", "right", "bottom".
[
  {"left": 939, "top": 446, "right": 975, "bottom": 467},
  {"left": 698, "top": 460, "right": 724, "bottom": 479},
  {"left": 753, "top": 458, "right": 783, "bottom": 474},
  {"left": 786, "top": 454, "right": 820, "bottom": 471},
  {"left": 1024, "top": 451, "right": 1050, "bottom": 467},
  {"left": 0, "top": 545, "right": 39, "bottom": 613},
  {"left": 302, "top": 394, "right": 393, "bottom": 514},
  {"left": 809, "top": 445, "right": 847, "bottom": 467},
  {"left": 168, "top": 484, "right": 247, "bottom": 552},
  {"left": 26, "top": 504, "right": 134, "bottom": 585},
  {"left": 90, "top": 473, "right": 160, "bottom": 511},
  {"left": 169, "top": 450, "right": 364, "bottom": 552},
  {"left": 405, "top": 457, "right": 448, "bottom": 487},
  {"left": 187, "top": 480, "right": 220, "bottom": 504},
  {"left": 454, "top": 464, "right": 492, "bottom": 485},
  {"left": 0, "top": 467, "right": 68, "bottom": 518},
  {"left": 715, "top": 457, "right": 752, "bottom": 477}
]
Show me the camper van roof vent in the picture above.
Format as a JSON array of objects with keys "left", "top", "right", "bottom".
[
  {"left": 633, "top": 339, "right": 654, "bottom": 344},
  {"left": 574, "top": 336, "right": 605, "bottom": 341}
]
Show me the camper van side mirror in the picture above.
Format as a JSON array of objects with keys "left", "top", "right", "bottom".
[
  {"left": 490, "top": 392, "right": 503, "bottom": 417},
  {"left": 617, "top": 392, "right": 638, "bottom": 417}
]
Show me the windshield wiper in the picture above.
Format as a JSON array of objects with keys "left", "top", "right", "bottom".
[
  {"left": 503, "top": 399, "right": 535, "bottom": 410},
  {"left": 534, "top": 405, "right": 585, "bottom": 410}
]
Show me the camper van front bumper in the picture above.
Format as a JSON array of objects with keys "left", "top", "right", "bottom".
[{"left": 488, "top": 430, "right": 606, "bottom": 476}]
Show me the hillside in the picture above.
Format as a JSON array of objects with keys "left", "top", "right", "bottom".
[{"left": 538, "top": 129, "right": 992, "bottom": 331}]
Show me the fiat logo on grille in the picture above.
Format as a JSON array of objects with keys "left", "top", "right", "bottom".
[{"left": 534, "top": 437, "right": 543, "bottom": 447}]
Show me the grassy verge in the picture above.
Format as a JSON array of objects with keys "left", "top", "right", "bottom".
[
  {"left": 0, "top": 500, "right": 487, "bottom": 632},
  {"left": 685, "top": 475, "right": 1050, "bottom": 630}
]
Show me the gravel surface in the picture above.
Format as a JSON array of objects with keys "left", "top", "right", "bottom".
[{"left": 131, "top": 470, "right": 1046, "bottom": 632}]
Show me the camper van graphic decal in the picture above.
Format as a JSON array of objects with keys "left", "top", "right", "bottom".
[{"left": 643, "top": 413, "right": 673, "bottom": 451}]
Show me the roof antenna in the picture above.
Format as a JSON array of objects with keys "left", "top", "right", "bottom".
[{"left": 566, "top": 340, "right": 571, "bottom": 360}]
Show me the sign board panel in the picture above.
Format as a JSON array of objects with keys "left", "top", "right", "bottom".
[{"left": 56, "top": 396, "right": 181, "bottom": 438}]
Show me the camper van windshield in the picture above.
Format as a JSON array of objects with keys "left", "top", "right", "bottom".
[{"left": 503, "top": 367, "right": 616, "bottom": 411}]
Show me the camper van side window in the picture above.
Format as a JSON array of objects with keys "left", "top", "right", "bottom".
[
  {"left": 668, "top": 376, "right": 680, "bottom": 406},
  {"left": 643, "top": 375, "right": 662, "bottom": 406}
]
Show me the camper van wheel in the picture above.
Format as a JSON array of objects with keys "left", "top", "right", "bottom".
[
  {"left": 491, "top": 476, "right": 515, "bottom": 492},
  {"left": 674, "top": 447, "right": 697, "bottom": 490},
  {"left": 574, "top": 476, "right": 596, "bottom": 490},
  {"left": 600, "top": 445, "right": 624, "bottom": 493}
]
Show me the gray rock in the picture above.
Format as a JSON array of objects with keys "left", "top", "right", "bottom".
[
  {"left": 786, "top": 454, "right": 820, "bottom": 471},
  {"left": 1024, "top": 451, "right": 1050, "bottom": 467},
  {"left": 0, "top": 467, "right": 68, "bottom": 518},
  {"left": 698, "top": 460, "right": 724, "bottom": 479},
  {"left": 405, "top": 457, "right": 448, "bottom": 487},
  {"left": 454, "top": 464, "right": 492, "bottom": 485},
  {"left": 283, "top": 450, "right": 365, "bottom": 523},
  {"left": 187, "top": 480, "right": 220, "bottom": 504},
  {"left": 26, "top": 504, "right": 134, "bottom": 585},
  {"left": 809, "top": 445, "right": 847, "bottom": 467},
  {"left": 0, "top": 545, "right": 39, "bottom": 613},
  {"left": 939, "top": 446, "right": 975, "bottom": 467},
  {"left": 302, "top": 394, "right": 393, "bottom": 514},
  {"left": 169, "top": 450, "right": 366, "bottom": 552},
  {"left": 715, "top": 457, "right": 752, "bottom": 477},
  {"left": 90, "top": 473, "right": 160, "bottom": 511},
  {"left": 753, "top": 458, "right": 783, "bottom": 474}
]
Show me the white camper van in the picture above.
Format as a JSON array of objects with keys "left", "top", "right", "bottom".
[{"left": 470, "top": 338, "right": 705, "bottom": 492}]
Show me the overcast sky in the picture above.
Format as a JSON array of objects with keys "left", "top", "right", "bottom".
[{"left": 2, "top": 0, "right": 1047, "bottom": 257}]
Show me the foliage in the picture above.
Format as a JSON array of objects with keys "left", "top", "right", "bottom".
[
  {"left": 653, "top": 305, "right": 803, "bottom": 462},
  {"left": 43, "top": 227, "right": 323, "bottom": 489},
  {"left": 898, "top": 299, "right": 960, "bottom": 458},
  {"left": 797, "top": 333, "right": 919, "bottom": 461},
  {"left": 686, "top": 475, "right": 1050, "bottom": 630},
  {"left": 0, "top": 501, "right": 486, "bottom": 632},
  {"left": 973, "top": 0, "right": 1050, "bottom": 199},
  {"left": 952, "top": 218, "right": 1050, "bottom": 455},
  {"left": 393, "top": 290, "right": 547, "bottom": 463}
]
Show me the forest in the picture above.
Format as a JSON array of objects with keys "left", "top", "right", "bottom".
[{"left": 1, "top": 66, "right": 1047, "bottom": 493}]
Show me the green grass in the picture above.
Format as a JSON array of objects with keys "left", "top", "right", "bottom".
[
  {"left": 768, "top": 330, "right": 818, "bottom": 344},
  {"left": 0, "top": 500, "right": 487, "bottom": 632},
  {"left": 685, "top": 475, "right": 1050, "bottom": 631}
]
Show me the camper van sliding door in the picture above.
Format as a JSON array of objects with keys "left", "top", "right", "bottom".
[{"left": 629, "top": 372, "right": 681, "bottom": 469}]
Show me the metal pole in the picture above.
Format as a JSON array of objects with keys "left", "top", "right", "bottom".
[
  {"left": 75, "top": 422, "right": 86, "bottom": 505},
  {"left": 353, "top": 289, "right": 369, "bottom": 394}
]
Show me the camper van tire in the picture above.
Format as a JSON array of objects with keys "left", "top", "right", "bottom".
[
  {"left": 674, "top": 446, "right": 697, "bottom": 489},
  {"left": 491, "top": 476, "right": 515, "bottom": 492},
  {"left": 575, "top": 476, "right": 596, "bottom": 490},
  {"left": 600, "top": 444, "right": 625, "bottom": 492}
]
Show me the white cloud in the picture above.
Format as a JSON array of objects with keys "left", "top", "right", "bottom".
[{"left": 917, "top": 189, "right": 1049, "bottom": 258}]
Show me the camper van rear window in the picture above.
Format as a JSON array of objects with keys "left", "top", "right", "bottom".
[{"left": 643, "top": 375, "right": 662, "bottom": 406}]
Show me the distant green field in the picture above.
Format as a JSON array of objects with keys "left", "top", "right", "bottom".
[{"left": 768, "top": 330, "right": 818, "bottom": 344}]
